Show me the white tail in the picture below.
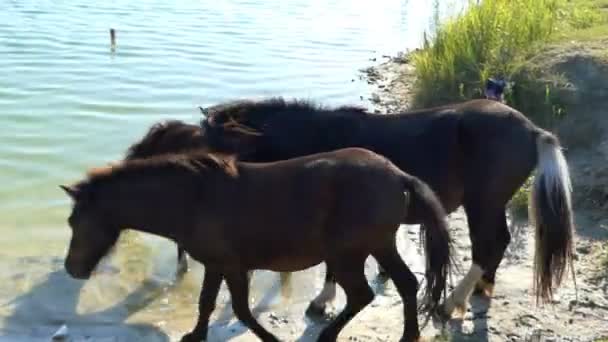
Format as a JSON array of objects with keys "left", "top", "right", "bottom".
[{"left": 529, "top": 132, "right": 575, "bottom": 303}]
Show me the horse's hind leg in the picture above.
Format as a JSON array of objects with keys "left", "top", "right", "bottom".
[
  {"left": 306, "top": 266, "right": 337, "bottom": 318},
  {"left": 441, "top": 199, "right": 506, "bottom": 318},
  {"left": 317, "top": 255, "right": 373, "bottom": 342},
  {"left": 474, "top": 210, "right": 510, "bottom": 297},
  {"left": 224, "top": 271, "right": 280, "bottom": 342},
  {"left": 180, "top": 269, "right": 223, "bottom": 342},
  {"left": 373, "top": 244, "right": 420, "bottom": 342}
]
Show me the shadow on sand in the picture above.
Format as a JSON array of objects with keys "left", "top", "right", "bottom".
[{"left": 0, "top": 268, "right": 170, "bottom": 342}]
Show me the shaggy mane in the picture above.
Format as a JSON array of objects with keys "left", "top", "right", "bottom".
[
  {"left": 202, "top": 97, "right": 368, "bottom": 129},
  {"left": 78, "top": 152, "right": 238, "bottom": 195},
  {"left": 124, "top": 120, "right": 204, "bottom": 160}
]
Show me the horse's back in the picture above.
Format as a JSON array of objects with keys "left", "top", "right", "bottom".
[
  {"left": 302, "top": 148, "right": 407, "bottom": 228},
  {"left": 244, "top": 147, "right": 406, "bottom": 226},
  {"left": 225, "top": 147, "right": 406, "bottom": 269}
]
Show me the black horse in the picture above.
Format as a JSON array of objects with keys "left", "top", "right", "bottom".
[{"left": 198, "top": 97, "right": 575, "bottom": 316}]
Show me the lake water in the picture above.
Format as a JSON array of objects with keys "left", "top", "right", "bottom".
[{"left": 0, "top": 0, "right": 466, "bottom": 340}]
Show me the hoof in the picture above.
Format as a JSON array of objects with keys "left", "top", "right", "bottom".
[
  {"left": 399, "top": 335, "right": 427, "bottom": 342},
  {"left": 434, "top": 304, "right": 452, "bottom": 323},
  {"left": 305, "top": 302, "right": 333, "bottom": 321},
  {"left": 474, "top": 278, "right": 495, "bottom": 298},
  {"left": 453, "top": 304, "right": 467, "bottom": 319},
  {"left": 180, "top": 332, "right": 204, "bottom": 342},
  {"left": 376, "top": 269, "right": 390, "bottom": 282},
  {"left": 438, "top": 300, "right": 466, "bottom": 320}
]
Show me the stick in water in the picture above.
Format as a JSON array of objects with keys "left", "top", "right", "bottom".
[{"left": 110, "top": 28, "right": 116, "bottom": 50}]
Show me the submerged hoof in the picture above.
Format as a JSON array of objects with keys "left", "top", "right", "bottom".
[
  {"left": 305, "top": 302, "right": 333, "bottom": 321},
  {"left": 399, "top": 336, "right": 426, "bottom": 342},
  {"left": 180, "top": 332, "right": 204, "bottom": 342},
  {"left": 376, "top": 269, "right": 390, "bottom": 283},
  {"left": 433, "top": 304, "right": 452, "bottom": 323}
]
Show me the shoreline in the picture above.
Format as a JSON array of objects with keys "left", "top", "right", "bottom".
[{"left": 356, "top": 35, "right": 608, "bottom": 340}]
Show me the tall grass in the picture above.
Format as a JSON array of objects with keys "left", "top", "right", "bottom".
[{"left": 410, "top": 0, "right": 603, "bottom": 113}]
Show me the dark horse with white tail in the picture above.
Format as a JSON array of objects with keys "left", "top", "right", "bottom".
[
  {"left": 122, "top": 97, "right": 574, "bottom": 319},
  {"left": 61, "top": 148, "right": 452, "bottom": 342}
]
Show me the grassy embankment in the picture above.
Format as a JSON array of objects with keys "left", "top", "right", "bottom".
[{"left": 409, "top": 0, "right": 608, "bottom": 217}]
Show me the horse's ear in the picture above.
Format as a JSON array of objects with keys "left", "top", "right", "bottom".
[{"left": 60, "top": 184, "right": 80, "bottom": 201}]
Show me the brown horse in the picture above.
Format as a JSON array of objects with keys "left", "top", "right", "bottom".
[
  {"left": 123, "top": 120, "right": 208, "bottom": 274},
  {"left": 195, "top": 97, "right": 575, "bottom": 317},
  {"left": 60, "top": 148, "right": 452, "bottom": 342}
]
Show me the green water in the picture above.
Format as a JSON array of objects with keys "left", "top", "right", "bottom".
[{"left": 0, "top": 0, "right": 465, "bottom": 340}]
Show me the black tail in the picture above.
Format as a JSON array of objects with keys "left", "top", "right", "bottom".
[{"left": 401, "top": 174, "right": 453, "bottom": 315}]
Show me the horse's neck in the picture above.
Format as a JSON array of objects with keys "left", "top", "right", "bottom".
[{"left": 99, "top": 176, "right": 196, "bottom": 241}]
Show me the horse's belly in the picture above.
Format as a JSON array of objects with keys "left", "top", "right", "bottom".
[{"left": 261, "top": 254, "right": 325, "bottom": 273}]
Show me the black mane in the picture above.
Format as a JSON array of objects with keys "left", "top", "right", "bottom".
[
  {"left": 124, "top": 120, "right": 203, "bottom": 160},
  {"left": 79, "top": 152, "right": 237, "bottom": 197},
  {"left": 202, "top": 97, "right": 368, "bottom": 125}
]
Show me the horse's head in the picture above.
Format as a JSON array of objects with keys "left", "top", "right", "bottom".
[
  {"left": 60, "top": 182, "right": 120, "bottom": 279},
  {"left": 199, "top": 100, "right": 267, "bottom": 159}
]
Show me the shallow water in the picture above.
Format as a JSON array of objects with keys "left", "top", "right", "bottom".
[{"left": 0, "top": 0, "right": 465, "bottom": 340}]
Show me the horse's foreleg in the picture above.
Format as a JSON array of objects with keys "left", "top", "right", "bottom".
[
  {"left": 225, "top": 271, "right": 280, "bottom": 342},
  {"left": 305, "top": 265, "right": 337, "bottom": 318},
  {"left": 180, "top": 269, "right": 222, "bottom": 342}
]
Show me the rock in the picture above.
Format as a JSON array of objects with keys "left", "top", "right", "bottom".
[
  {"left": 576, "top": 245, "right": 591, "bottom": 254},
  {"left": 51, "top": 324, "right": 69, "bottom": 341}
]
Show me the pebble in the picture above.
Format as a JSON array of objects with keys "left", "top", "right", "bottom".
[
  {"left": 51, "top": 324, "right": 69, "bottom": 341},
  {"left": 576, "top": 245, "right": 591, "bottom": 254}
]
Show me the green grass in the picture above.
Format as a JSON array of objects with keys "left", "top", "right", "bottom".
[
  {"left": 509, "top": 176, "right": 534, "bottom": 219},
  {"left": 409, "top": 0, "right": 608, "bottom": 212},
  {"left": 410, "top": 0, "right": 606, "bottom": 119}
]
